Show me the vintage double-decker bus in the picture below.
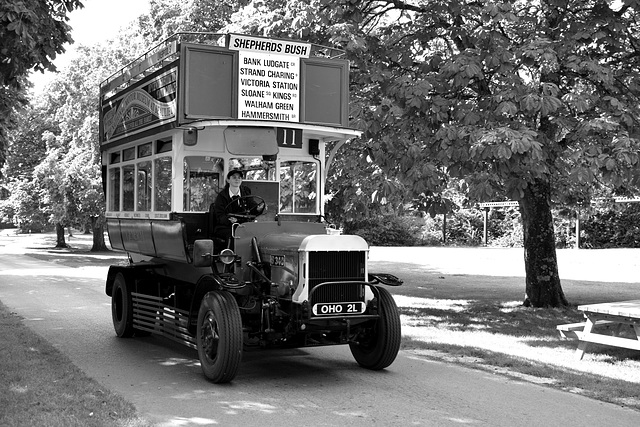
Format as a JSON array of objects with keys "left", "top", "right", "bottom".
[{"left": 100, "top": 33, "right": 402, "bottom": 383}]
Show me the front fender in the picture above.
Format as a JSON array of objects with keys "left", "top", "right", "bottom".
[{"left": 368, "top": 273, "right": 403, "bottom": 286}]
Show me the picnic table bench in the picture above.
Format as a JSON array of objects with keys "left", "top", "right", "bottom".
[{"left": 557, "top": 300, "right": 640, "bottom": 360}]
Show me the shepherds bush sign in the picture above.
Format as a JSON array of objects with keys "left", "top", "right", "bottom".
[{"left": 229, "top": 34, "right": 312, "bottom": 122}]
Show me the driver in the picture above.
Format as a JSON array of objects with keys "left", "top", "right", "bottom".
[{"left": 211, "top": 169, "right": 252, "bottom": 240}]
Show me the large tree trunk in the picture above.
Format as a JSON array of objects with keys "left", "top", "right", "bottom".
[
  {"left": 55, "top": 223, "right": 68, "bottom": 248},
  {"left": 519, "top": 179, "right": 568, "bottom": 308},
  {"left": 90, "top": 216, "right": 108, "bottom": 252}
]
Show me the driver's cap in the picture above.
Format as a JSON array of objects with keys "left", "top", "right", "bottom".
[{"left": 227, "top": 169, "right": 244, "bottom": 179}]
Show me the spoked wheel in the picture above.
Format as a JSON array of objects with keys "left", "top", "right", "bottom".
[
  {"left": 112, "top": 273, "right": 135, "bottom": 337},
  {"left": 197, "top": 291, "right": 243, "bottom": 383},
  {"left": 349, "top": 286, "right": 401, "bottom": 370}
]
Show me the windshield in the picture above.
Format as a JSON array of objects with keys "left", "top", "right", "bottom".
[
  {"left": 229, "top": 157, "right": 277, "bottom": 181},
  {"left": 279, "top": 160, "right": 318, "bottom": 214}
]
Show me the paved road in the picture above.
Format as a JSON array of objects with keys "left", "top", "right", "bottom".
[{"left": 1, "top": 238, "right": 640, "bottom": 426}]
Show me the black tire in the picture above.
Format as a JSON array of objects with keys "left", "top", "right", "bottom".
[
  {"left": 197, "top": 291, "right": 243, "bottom": 383},
  {"left": 112, "top": 273, "right": 135, "bottom": 338},
  {"left": 349, "top": 286, "right": 401, "bottom": 370}
]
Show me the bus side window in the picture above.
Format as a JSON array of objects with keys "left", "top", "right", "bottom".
[
  {"left": 137, "top": 160, "right": 152, "bottom": 211},
  {"left": 154, "top": 157, "right": 172, "bottom": 211},
  {"left": 122, "top": 165, "right": 135, "bottom": 211},
  {"left": 183, "top": 156, "right": 223, "bottom": 212},
  {"left": 108, "top": 167, "right": 121, "bottom": 211}
]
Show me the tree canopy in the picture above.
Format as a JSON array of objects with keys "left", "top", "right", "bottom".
[
  {"left": 0, "top": 0, "right": 83, "bottom": 171},
  {"left": 0, "top": 0, "right": 82, "bottom": 88}
]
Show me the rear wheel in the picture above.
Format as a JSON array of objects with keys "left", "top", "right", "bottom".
[
  {"left": 197, "top": 291, "right": 243, "bottom": 383},
  {"left": 112, "top": 273, "right": 134, "bottom": 337},
  {"left": 349, "top": 286, "right": 401, "bottom": 370}
]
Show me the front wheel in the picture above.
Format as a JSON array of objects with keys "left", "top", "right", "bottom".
[
  {"left": 349, "top": 286, "right": 401, "bottom": 370},
  {"left": 196, "top": 291, "right": 243, "bottom": 383}
]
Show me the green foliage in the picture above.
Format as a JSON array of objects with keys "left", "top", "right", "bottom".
[
  {"left": 0, "top": 179, "right": 47, "bottom": 232},
  {"left": 443, "top": 210, "right": 484, "bottom": 246},
  {"left": 0, "top": 102, "right": 52, "bottom": 230},
  {"left": 420, "top": 207, "right": 523, "bottom": 247},
  {"left": 342, "top": 0, "right": 640, "bottom": 205},
  {"left": 582, "top": 203, "right": 640, "bottom": 248},
  {"left": 343, "top": 214, "right": 424, "bottom": 246},
  {"left": 0, "top": 84, "right": 28, "bottom": 177},
  {"left": 2, "top": 102, "right": 51, "bottom": 179},
  {"left": 0, "top": 0, "right": 83, "bottom": 88},
  {"left": 324, "top": 140, "right": 408, "bottom": 223},
  {"left": 326, "top": 202, "right": 640, "bottom": 249},
  {"left": 0, "top": 0, "right": 82, "bottom": 171},
  {"left": 486, "top": 208, "right": 525, "bottom": 248},
  {"left": 139, "top": 0, "right": 245, "bottom": 43}
]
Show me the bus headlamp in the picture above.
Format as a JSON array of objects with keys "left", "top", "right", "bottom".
[{"left": 219, "top": 248, "right": 236, "bottom": 265}]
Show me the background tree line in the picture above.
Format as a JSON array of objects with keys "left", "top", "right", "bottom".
[
  {"left": 1, "top": 0, "right": 640, "bottom": 308},
  {"left": 344, "top": 201, "right": 640, "bottom": 249}
]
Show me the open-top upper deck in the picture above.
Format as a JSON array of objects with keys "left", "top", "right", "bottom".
[{"left": 99, "top": 33, "right": 354, "bottom": 149}]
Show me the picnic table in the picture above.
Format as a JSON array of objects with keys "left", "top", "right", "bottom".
[{"left": 557, "top": 300, "right": 640, "bottom": 360}]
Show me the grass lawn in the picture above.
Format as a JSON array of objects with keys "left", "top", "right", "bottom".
[
  {"left": 369, "top": 246, "right": 640, "bottom": 411},
  {"left": 1, "top": 231, "right": 640, "bottom": 425},
  {"left": 0, "top": 300, "right": 149, "bottom": 427}
]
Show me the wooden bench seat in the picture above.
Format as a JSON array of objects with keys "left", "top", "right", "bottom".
[
  {"left": 556, "top": 320, "right": 618, "bottom": 339},
  {"left": 557, "top": 300, "right": 640, "bottom": 360}
]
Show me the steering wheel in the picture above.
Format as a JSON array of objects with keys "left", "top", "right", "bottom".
[{"left": 224, "top": 195, "right": 266, "bottom": 222}]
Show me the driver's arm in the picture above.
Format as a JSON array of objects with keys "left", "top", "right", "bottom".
[{"left": 213, "top": 192, "right": 234, "bottom": 226}]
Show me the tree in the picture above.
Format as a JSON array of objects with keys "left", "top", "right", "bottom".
[
  {"left": 36, "top": 42, "right": 142, "bottom": 251},
  {"left": 225, "top": 0, "right": 640, "bottom": 307},
  {"left": 0, "top": 0, "right": 83, "bottom": 167},
  {"left": 0, "top": 178, "right": 48, "bottom": 232},
  {"left": 135, "top": 0, "right": 246, "bottom": 43},
  {"left": 0, "top": 101, "right": 52, "bottom": 230},
  {"left": 2, "top": 101, "right": 53, "bottom": 179},
  {"left": 0, "top": 84, "right": 28, "bottom": 175},
  {"left": 32, "top": 132, "right": 69, "bottom": 247},
  {"left": 324, "top": 140, "right": 403, "bottom": 223},
  {"left": 0, "top": 0, "right": 83, "bottom": 87}
]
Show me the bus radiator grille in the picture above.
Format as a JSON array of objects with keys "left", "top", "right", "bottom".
[{"left": 307, "top": 251, "right": 366, "bottom": 304}]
